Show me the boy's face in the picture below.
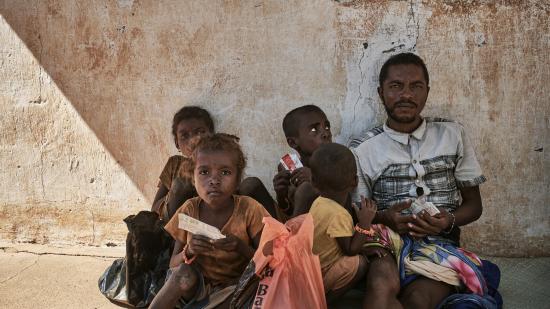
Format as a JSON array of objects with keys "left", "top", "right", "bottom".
[
  {"left": 288, "top": 111, "right": 332, "bottom": 156},
  {"left": 176, "top": 118, "right": 212, "bottom": 156},
  {"left": 193, "top": 150, "right": 239, "bottom": 208}
]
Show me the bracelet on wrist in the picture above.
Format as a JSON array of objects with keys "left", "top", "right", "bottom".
[
  {"left": 182, "top": 243, "right": 196, "bottom": 265},
  {"left": 355, "top": 224, "right": 376, "bottom": 236},
  {"left": 442, "top": 212, "right": 456, "bottom": 235}
]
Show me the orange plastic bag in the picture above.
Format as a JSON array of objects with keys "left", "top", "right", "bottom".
[{"left": 252, "top": 214, "right": 327, "bottom": 309}]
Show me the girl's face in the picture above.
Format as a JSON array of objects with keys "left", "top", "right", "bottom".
[
  {"left": 176, "top": 118, "right": 212, "bottom": 156},
  {"left": 193, "top": 150, "right": 240, "bottom": 208}
]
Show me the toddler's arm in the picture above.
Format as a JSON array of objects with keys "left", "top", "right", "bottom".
[{"left": 336, "top": 197, "right": 377, "bottom": 255}]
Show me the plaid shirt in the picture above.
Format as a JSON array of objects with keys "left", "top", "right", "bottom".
[{"left": 350, "top": 118, "right": 486, "bottom": 213}]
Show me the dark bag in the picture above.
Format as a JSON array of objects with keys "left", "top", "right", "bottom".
[
  {"left": 230, "top": 260, "right": 260, "bottom": 309},
  {"left": 98, "top": 211, "right": 172, "bottom": 307}
]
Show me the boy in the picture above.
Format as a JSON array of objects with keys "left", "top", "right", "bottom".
[
  {"left": 272, "top": 105, "right": 332, "bottom": 219},
  {"left": 309, "top": 143, "right": 377, "bottom": 304}
]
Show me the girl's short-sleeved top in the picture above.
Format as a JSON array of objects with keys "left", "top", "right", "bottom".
[
  {"left": 158, "top": 155, "right": 192, "bottom": 189},
  {"left": 164, "top": 195, "right": 270, "bottom": 285}
]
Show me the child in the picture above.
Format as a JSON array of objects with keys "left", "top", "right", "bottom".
[
  {"left": 152, "top": 106, "right": 213, "bottom": 222},
  {"left": 272, "top": 105, "right": 332, "bottom": 219},
  {"left": 150, "top": 133, "right": 270, "bottom": 309},
  {"left": 153, "top": 106, "right": 277, "bottom": 221},
  {"left": 309, "top": 143, "right": 377, "bottom": 303}
]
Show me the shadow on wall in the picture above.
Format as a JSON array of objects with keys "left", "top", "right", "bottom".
[{"left": 0, "top": 2, "right": 235, "bottom": 200}]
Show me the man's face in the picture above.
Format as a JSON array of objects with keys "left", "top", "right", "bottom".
[
  {"left": 378, "top": 64, "right": 429, "bottom": 124},
  {"left": 288, "top": 111, "right": 332, "bottom": 156}
]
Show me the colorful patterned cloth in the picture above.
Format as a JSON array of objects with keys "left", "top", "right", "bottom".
[{"left": 372, "top": 225, "right": 489, "bottom": 296}]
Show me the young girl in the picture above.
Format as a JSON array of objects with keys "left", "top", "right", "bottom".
[
  {"left": 152, "top": 106, "right": 214, "bottom": 222},
  {"left": 150, "top": 134, "right": 270, "bottom": 309},
  {"left": 152, "top": 106, "right": 277, "bottom": 222}
]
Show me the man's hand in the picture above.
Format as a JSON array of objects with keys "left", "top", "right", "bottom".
[
  {"left": 273, "top": 169, "right": 291, "bottom": 200},
  {"left": 408, "top": 209, "right": 452, "bottom": 238},
  {"left": 353, "top": 195, "right": 377, "bottom": 228},
  {"left": 290, "top": 167, "right": 312, "bottom": 187},
  {"left": 379, "top": 200, "right": 416, "bottom": 235},
  {"left": 187, "top": 234, "right": 215, "bottom": 256}
]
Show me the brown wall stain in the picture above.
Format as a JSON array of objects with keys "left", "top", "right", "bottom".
[{"left": 0, "top": 0, "right": 547, "bottom": 256}]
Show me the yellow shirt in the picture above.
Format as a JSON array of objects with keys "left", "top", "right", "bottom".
[{"left": 310, "top": 196, "right": 354, "bottom": 273}]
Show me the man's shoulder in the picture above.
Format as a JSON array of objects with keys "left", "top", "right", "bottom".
[
  {"left": 349, "top": 125, "right": 385, "bottom": 148},
  {"left": 425, "top": 117, "right": 463, "bottom": 128},
  {"left": 425, "top": 117, "right": 466, "bottom": 136}
]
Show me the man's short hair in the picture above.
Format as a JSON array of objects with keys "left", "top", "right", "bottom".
[
  {"left": 379, "top": 53, "right": 429, "bottom": 87},
  {"left": 310, "top": 143, "right": 356, "bottom": 192},
  {"left": 282, "top": 105, "right": 325, "bottom": 138}
]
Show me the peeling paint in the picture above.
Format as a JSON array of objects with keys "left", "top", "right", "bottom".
[{"left": 0, "top": 0, "right": 548, "bottom": 256}]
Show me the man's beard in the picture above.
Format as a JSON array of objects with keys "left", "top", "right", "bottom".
[{"left": 383, "top": 100, "right": 418, "bottom": 124}]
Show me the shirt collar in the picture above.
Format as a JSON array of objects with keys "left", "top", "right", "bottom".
[{"left": 383, "top": 118, "right": 427, "bottom": 145}]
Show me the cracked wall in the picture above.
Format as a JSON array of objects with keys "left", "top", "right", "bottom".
[{"left": 0, "top": 0, "right": 548, "bottom": 256}]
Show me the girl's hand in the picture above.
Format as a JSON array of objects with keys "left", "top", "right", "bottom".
[
  {"left": 187, "top": 234, "right": 215, "bottom": 256},
  {"left": 212, "top": 234, "right": 242, "bottom": 251},
  {"left": 353, "top": 195, "right": 377, "bottom": 228},
  {"left": 213, "top": 234, "right": 255, "bottom": 259}
]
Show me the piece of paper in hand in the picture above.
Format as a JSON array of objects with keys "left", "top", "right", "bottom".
[
  {"left": 280, "top": 153, "right": 303, "bottom": 172},
  {"left": 410, "top": 200, "right": 440, "bottom": 216},
  {"left": 178, "top": 214, "right": 226, "bottom": 240}
]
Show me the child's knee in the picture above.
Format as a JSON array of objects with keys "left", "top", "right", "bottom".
[{"left": 171, "top": 264, "right": 199, "bottom": 293}]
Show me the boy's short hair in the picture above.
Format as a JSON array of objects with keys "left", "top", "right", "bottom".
[
  {"left": 188, "top": 133, "right": 246, "bottom": 181},
  {"left": 172, "top": 106, "right": 215, "bottom": 147},
  {"left": 282, "top": 105, "right": 325, "bottom": 138},
  {"left": 310, "top": 143, "right": 356, "bottom": 192},
  {"left": 379, "top": 52, "right": 429, "bottom": 87}
]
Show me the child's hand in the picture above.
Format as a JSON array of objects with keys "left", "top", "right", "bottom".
[
  {"left": 213, "top": 234, "right": 254, "bottom": 259},
  {"left": 353, "top": 195, "right": 377, "bottom": 228},
  {"left": 187, "top": 234, "right": 215, "bottom": 256},
  {"left": 212, "top": 234, "right": 242, "bottom": 252},
  {"left": 362, "top": 247, "right": 391, "bottom": 260},
  {"left": 273, "top": 169, "right": 291, "bottom": 198},
  {"left": 290, "top": 167, "right": 312, "bottom": 187}
]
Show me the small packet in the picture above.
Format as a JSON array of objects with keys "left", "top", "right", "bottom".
[{"left": 280, "top": 153, "right": 303, "bottom": 172}]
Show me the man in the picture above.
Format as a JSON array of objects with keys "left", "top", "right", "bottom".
[{"left": 352, "top": 53, "right": 491, "bottom": 308}]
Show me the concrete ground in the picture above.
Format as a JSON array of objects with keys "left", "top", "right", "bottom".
[{"left": 0, "top": 242, "right": 548, "bottom": 309}]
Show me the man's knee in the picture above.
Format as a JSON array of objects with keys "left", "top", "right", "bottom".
[
  {"left": 399, "top": 278, "right": 453, "bottom": 309},
  {"left": 400, "top": 288, "right": 431, "bottom": 309},
  {"left": 366, "top": 256, "right": 400, "bottom": 296}
]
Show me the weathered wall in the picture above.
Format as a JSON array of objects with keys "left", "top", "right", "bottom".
[{"left": 0, "top": 0, "right": 548, "bottom": 256}]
